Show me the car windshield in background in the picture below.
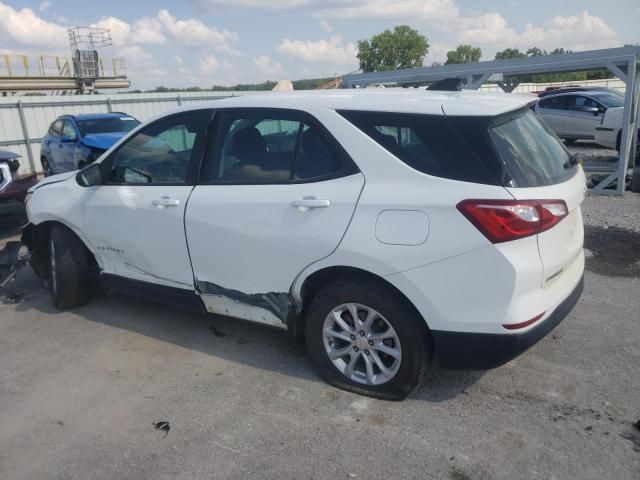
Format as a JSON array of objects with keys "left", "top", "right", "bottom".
[
  {"left": 489, "top": 109, "right": 575, "bottom": 187},
  {"left": 592, "top": 93, "right": 624, "bottom": 108},
  {"left": 77, "top": 117, "right": 140, "bottom": 136}
]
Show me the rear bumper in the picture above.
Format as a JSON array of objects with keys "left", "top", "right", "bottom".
[{"left": 432, "top": 274, "right": 584, "bottom": 370}]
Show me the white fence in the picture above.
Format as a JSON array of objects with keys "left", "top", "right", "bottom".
[
  {"left": 0, "top": 78, "right": 627, "bottom": 175},
  {"left": 0, "top": 91, "right": 258, "bottom": 175}
]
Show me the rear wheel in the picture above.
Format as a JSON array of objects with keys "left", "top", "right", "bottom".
[
  {"left": 41, "top": 156, "right": 53, "bottom": 177},
  {"left": 305, "top": 278, "right": 431, "bottom": 400},
  {"left": 48, "top": 225, "right": 93, "bottom": 308}
]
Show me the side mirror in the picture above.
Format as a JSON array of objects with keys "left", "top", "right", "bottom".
[
  {"left": 61, "top": 134, "right": 77, "bottom": 142},
  {"left": 76, "top": 163, "right": 102, "bottom": 187}
]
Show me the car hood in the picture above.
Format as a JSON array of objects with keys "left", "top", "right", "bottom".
[
  {"left": 31, "top": 171, "right": 76, "bottom": 192},
  {"left": 81, "top": 132, "right": 127, "bottom": 150}
]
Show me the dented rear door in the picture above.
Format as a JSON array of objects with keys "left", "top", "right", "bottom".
[{"left": 185, "top": 175, "right": 364, "bottom": 328}]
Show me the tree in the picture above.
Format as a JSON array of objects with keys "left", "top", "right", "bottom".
[
  {"left": 445, "top": 44, "right": 482, "bottom": 65},
  {"left": 357, "top": 25, "right": 429, "bottom": 72},
  {"left": 526, "top": 47, "right": 546, "bottom": 57},
  {"left": 494, "top": 48, "right": 526, "bottom": 61}
]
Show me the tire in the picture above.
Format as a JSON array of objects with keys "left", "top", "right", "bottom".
[
  {"left": 48, "top": 225, "right": 93, "bottom": 309},
  {"left": 41, "top": 156, "right": 53, "bottom": 177},
  {"left": 304, "top": 278, "right": 431, "bottom": 400}
]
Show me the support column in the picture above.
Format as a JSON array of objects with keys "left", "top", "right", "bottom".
[{"left": 16, "top": 100, "right": 36, "bottom": 174}]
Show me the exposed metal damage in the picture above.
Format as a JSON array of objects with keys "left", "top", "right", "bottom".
[
  {"left": 197, "top": 280, "right": 293, "bottom": 330},
  {"left": 0, "top": 241, "right": 31, "bottom": 302}
]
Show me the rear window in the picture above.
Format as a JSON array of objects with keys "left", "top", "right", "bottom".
[
  {"left": 338, "top": 110, "right": 497, "bottom": 185},
  {"left": 488, "top": 109, "right": 575, "bottom": 187}
]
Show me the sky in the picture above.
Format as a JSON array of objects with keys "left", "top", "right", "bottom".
[{"left": 0, "top": 0, "right": 638, "bottom": 90}]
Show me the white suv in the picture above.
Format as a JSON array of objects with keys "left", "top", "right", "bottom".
[{"left": 23, "top": 91, "right": 585, "bottom": 399}]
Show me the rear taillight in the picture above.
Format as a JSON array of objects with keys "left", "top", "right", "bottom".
[{"left": 457, "top": 199, "right": 568, "bottom": 243}]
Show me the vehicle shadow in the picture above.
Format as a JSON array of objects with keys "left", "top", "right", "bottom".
[{"left": 8, "top": 268, "right": 484, "bottom": 402}]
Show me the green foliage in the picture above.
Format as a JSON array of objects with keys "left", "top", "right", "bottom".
[
  {"left": 357, "top": 25, "right": 430, "bottom": 72},
  {"left": 494, "top": 48, "right": 527, "bottom": 60},
  {"left": 445, "top": 45, "right": 482, "bottom": 65},
  {"left": 495, "top": 46, "right": 616, "bottom": 83}
]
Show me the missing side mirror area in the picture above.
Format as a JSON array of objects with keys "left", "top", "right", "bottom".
[{"left": 76, "top": 163, "right": 102, "bottom": 187}]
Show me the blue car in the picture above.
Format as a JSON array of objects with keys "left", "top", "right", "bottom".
[{"left": 40, "top": 113, "right": 140, "bottom": 176}]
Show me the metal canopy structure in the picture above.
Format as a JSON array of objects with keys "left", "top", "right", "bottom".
[{"left": 343, "top": 46, "right": 640, "bottom": 195}]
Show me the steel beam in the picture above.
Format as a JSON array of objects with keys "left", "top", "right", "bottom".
[{"left": 0, "top": 77, "right": 129, "bottom": 91}]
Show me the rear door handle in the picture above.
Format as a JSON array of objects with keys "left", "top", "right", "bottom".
[
  {"left": 291, "top": 197, "right": 331, "bottom": 209},
  {"left": 152, "top": 196, "right": 180, "bottom": 208}
]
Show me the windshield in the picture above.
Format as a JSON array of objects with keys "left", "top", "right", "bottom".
[
  {"left": 77, "top": 116, "right": 140, "bottom": 136},
  {"left": 488, "top": 109, "right": 575, "bottom": 187},
  {"left": 593, "top": 93, "right": 624, "bottom": 108}
]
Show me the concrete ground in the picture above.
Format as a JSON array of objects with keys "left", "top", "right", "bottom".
[{"left": 1, "top": 189, "right": 639, "bottom": 479}]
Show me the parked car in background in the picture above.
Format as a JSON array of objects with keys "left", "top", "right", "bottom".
[
  {"left": 534, "top": 89, "right": 625, "bottom": 146},
  {"left": 23, "top": 91, "right": 585, "bottom": 399},
  {"left": 536, "top": 86, "right": 622, "bottom": 98},
  {"left": 40, "top": 113, "right": 140, "bottom": 176},
  {"left": 0, "top": 150, "right": 37, "bottom": 227}
]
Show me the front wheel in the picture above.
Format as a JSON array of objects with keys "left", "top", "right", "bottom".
[
  {"left": 41, "top": 156, "right": 53, "bottom": 177},
  {"left": 305, "top": 278, "right": 431, "bottom": 400},
  {"left": 49, "top": 225, "right": 93, "bottom": 308}
]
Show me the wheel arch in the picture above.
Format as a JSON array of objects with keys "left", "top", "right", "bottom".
[
  {"left": 291, "top": 265, "right": 431, "bottom": 340},
  {"left": 25, "top": 220, "right": 99, "bottom": 279}
]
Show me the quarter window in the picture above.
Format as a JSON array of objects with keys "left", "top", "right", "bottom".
[
  {"left": 338, "top": 110, "right": 496, "bottom": 184},
  {"left": 106, "top": 110, "right": 210, "bottom": 185},
  {"left": 204, "top": 110, "right": 350, "bottom": 184}
]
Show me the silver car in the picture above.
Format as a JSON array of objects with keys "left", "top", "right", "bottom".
[{"left": 534, "top": 90, "right": 624, "bottom": 144}]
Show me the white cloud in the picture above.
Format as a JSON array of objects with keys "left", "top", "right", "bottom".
[
  {"left": 0, "top": 2, "right": 67, "bottom": 49},
  {"left": 318, "top": 18, "right": 332, "bottom": 33},
  {"left": 132, "top": 17, "right": 166, "bottom": 45},
  {"left": 157, "top": 9, "right": 238, "bottom": 51},
  {"left": 199, "top": 54, "right": 220, "bottom": 74},
  {"left": 278, "top": 35, "right": 357, "bottom": 65},
  {"left": 455, "top": 10, "right": 619, "bottom": 54},
  {"left": 253, "top": 55, "right": 285, "bottom": 77},
  {"left": 317, "top": 0, "right": 458, "bottom": 21},
  {"left": 39, "top": 1, "right": 51, "bottom": 12}
]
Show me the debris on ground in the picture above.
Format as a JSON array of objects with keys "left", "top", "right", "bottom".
[
  {"left": 210, "top": 324, "right": 227, "bottom": 337},
  {"left": 0, "top": 241, "right": 30, "bottom": 302},
  {"left": 152, "top": 420, "right": 170, "bottom": 437}
]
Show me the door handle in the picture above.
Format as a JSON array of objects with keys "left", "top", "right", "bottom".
[
  {"left": 152, "top": 196, "right": 180, "bottom": 208},
  {"left": 291, "top": 197, "right": 331, "bottom": 210}
]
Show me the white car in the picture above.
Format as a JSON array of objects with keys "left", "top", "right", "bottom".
[
  {"left": 534, "top": 89, "right": 632, "bottom": 151},
  {"left": 22, "top": 90, "right": 585, "bottom": 399}
]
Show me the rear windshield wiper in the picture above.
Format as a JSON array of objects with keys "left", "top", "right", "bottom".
[{"left": 564, "top": 153, "right": 581, "bottom": 169}]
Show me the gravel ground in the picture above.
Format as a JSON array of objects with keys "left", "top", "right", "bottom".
[{"left": 0, "top": 183, "right": 639, "bottom": 480}]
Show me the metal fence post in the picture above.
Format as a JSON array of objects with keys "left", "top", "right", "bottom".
[
  {"left": 106, "top": 97, "right": 113, "bottom": 112},
  {"left": 177, "top": 95, "right": 182, "bottom": 107},
  {"left": 16, "top": 100, "right": 36, "bottom": 174}
]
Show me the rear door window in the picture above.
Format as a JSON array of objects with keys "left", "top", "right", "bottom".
[
  {"left": 488, "top": 109, "right": 575, "bottom": 187},
  {"left": 338, "top": 110, "right": 497, "bottom": 185},
  {"left": 202, "top": 109, "right": 356, "bottom": 184}
]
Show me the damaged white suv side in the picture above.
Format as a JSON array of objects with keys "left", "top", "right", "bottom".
[{"left": 23, "top": 91, "right": 585, "bottom": 399}]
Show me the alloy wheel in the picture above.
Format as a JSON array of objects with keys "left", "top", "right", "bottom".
[{"left": 322, "top": 303, "right": 402, "bottom": 385}]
